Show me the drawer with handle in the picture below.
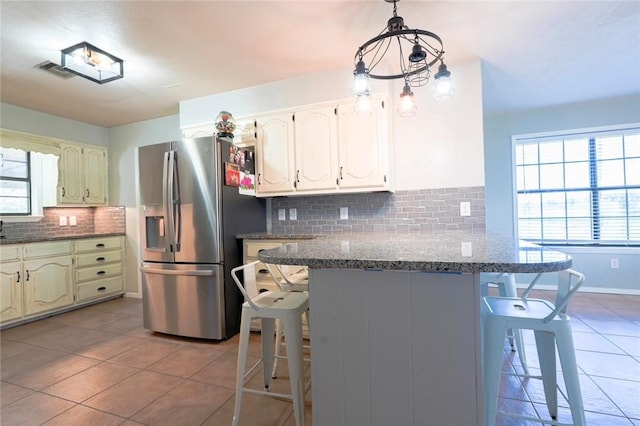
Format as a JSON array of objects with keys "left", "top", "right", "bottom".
[
  {"left": 77, "top": 276, "right": 123, "bottom": 302},
  {"left": 245, "top": 241, "right": 284, "bottom": 257},
  {"left": 75, "top": 237, "right": 122, "bottom": 253},
  {"left": 76, "top": 262, "right": 123, "bottom": 283},
  {"left": 76, "top": 251, "right": 123, "bottom": 268}
]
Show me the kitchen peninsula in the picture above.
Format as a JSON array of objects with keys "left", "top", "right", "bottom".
[{"left": 258, "top": 231, "right": 572, "bottom": 426}]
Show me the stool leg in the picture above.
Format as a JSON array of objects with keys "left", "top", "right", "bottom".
[
  {"left": 556, "top": 324, "right": 586, "bottom": 426},
  {"left": 483, "top": 316, "right": 507, "bottom": 426},
  {"left": 233, "top": 311, "right": 252, "bottom": 426},
  {"left": 513, "top": 329, "right": 529, "bottom": 375},
  {"left": 534, "top": 330, "right": 558, "bottom": 420},
  {"left": 272, "top": 319, "right": 283, "bottom": 379},
  {"left": 283, "top": 316, "right": 306, "bottom": 426},
  {"left": 261, "top": 318, "right": 276, "bottom": 390}
]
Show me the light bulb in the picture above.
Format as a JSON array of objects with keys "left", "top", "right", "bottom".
[{"left": 398, "top": 84, "right": 417, "bottom": 117}]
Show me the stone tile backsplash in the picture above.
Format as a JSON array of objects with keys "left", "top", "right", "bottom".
[
  {"left": 270, "top": 187, "right": 485, "bottom": 234},
  {"left": 1, "top": 206, "right": 125, "bottom": 240}
]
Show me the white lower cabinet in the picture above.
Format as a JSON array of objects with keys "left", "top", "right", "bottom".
[
  {"left": 74, "top": 236, "right": 124, "bottom": 303},
  {"left": 0, "top": 236, "right": 125, "bottom": 327}
]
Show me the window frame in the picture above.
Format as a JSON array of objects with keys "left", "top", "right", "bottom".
[
  {"left": 512, "top": 123, "right": 640, "bottom": 247},
  {"left": 0, "top": 147, "right": 32, "bottom": 216}
]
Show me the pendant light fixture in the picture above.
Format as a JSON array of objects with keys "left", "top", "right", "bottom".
[{"left": 352, "top": 0, "right": 453, "bottom": 114}]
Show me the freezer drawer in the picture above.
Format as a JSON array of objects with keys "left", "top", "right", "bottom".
[{"left": 141, "top": 263, "right": 225, "bottom": 340}]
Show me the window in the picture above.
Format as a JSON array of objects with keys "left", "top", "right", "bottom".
[
  {"left": 0, "top": 147, "right": 31, "bottom": 215},
  {"left": 514, "top": 125, "right": 640, "bottom": 245}
]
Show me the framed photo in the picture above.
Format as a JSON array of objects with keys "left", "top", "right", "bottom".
[{"left": 225, "top": 162, "right": 240, "bottom": 187}]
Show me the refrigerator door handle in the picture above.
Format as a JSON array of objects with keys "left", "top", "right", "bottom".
[
  {"left": 172, "top": 150, "right": 182, "bottom": 252},
  {"left": 141, "top": 267, "right": 214, "bottom": 277},
  {"left": 166, "top": 150, "right": 177, "bottom": 252}
]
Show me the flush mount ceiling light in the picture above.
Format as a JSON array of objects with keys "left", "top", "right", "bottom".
[
  {"left": 61, "top": 42, "right": 123, "bottom": 84},
  {"left": 352, "top": 0, "right": 454, "bottom": 116}
]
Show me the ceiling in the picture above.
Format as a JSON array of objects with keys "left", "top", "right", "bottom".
[{"left": 1, "top": 1, "right": 639, "bottom": 128}]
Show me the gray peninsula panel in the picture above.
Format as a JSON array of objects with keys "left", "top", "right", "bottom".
[{"left": 257, "top": 232, "right": 572, "bottom": 273}]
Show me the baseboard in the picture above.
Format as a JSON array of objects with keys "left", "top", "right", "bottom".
[{"left": 124, "top": 291, "right": 142, "bottom": 299}]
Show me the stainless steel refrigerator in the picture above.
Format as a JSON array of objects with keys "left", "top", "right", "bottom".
[{"left": 138, "top": 136, "right": 265, "bottom": 340}]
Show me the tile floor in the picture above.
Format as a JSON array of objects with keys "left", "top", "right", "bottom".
[{"left": 0, "top": 291, "right": 638, "bottom": 425}]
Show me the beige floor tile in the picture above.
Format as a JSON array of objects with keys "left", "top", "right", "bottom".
[
  {"left": 0, "top": 339, "right": 37, "bottom": 360},
  {"left": 0, "top": 381, "right": 34, "bottom": 408},
  {"left": 190, "top": 351, "right": 259, "bottom": 390},
  {"left": 1, "top": 346, "right": 67, "bottom": 380},
  {"left": 0, "top": 392, "right": 75, "bottom": 425},
  {"left": 131, "top": 379, "right": 234, "bottom": 425},
  {"left": 0, "top": 319, "right": 62, "bottom": 342},
  {"left": 108, "top": 339, "right": 182, "bottom": 369},
  {"left": 83, "top": 370, "right": 184, "bottom": 418},
  {"left": 42, "top": 361, "right": 139, "bottom": 402},
  {"left": 75, "top": 334, "right": 147, "bottom": 361},
  {"left": 5, "top": 354, "right": 99, "bottom": 391},
  {"left": 201, "top": 392, "right": 294, "bottom": 426},
  {"left": 47, "top": 308, "right": 126, "bottom": 329},
  {"left": 21, "top": 325, "right": 116, "bottom": 353},
  {"left": 147, "top": 344, "right": 226, "bottom": 378},
  {"left": 42, "top": 404, "right": 126, "bottom": 425},
  {"left": 98, "top": 315, "right": 144, "bottom": 334}
]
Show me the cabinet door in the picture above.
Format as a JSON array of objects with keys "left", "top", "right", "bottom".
[
  {"left": 58, "top": 144, "right": 84, "bottom": 204},
  {"left": 23, "top": 256, "right": 73, "bottom": 316},
  {"left": 337, "top": 97, "right": 391, "bottom": 190},
  {"left": 0, "top": 262, "right": 22, "bottom": 322},
  {"left": 84, "top": 147, "right": 108, "bottom": 205},
  {"left": 294, "top": 106, "right": 339, "bottom": 191},
  {"left": 256, "top": 112, "right": 296, "bottom": 194}
]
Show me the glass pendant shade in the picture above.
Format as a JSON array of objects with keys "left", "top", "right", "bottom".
[
  {"left": 398, "top": 84, "right": 417, "bottom": 117},
  {"left": 353, "top": 59, "right": 371, "bottom": 95},
  {"left": 433, "top": 63, "right": 455, "bottom": 101}
]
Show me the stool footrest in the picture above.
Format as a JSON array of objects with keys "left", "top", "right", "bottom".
[
  {"left": 243, "top": 387, "right": 293, "bottom": 401},
  {"left": 498, "top": 411, "right": 572, "bottom": 426}
]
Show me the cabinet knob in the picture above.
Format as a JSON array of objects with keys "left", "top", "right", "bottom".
[{"left": 96, "top": 257, "right": 106, "bottom": 262}]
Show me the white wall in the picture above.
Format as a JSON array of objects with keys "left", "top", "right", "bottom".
[
  {"left": 0, "top": 102, "right": 108, "bottom": 146},
  {"left": 108, "top": 115, "right": 182, "bottom": 295},
  {"left": 484, "top": 93, "right": 640, "bottom": 293},
  {"left": 180, "top": 59, "right": 485, "bottom": 191}
]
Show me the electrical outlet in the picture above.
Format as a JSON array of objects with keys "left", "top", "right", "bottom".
[
  {"left": 69, "top": 216, "right": 77, "bottom": 226},
  {"left": 278, "top": 209, "right": 286, "bottom": 221},
  {"left": 289, "top": 208, "right": 297, "bottom": 221},
  {"left": 59, "top": 216, "right": 67, "bottom": 226},
  {"left": 340, "top": 207, "right": 348, "bottom": 220},
  {"left": 610, "top": 258, "right": 619, "bottom": 269},
  {"left": 460, "top": 202, "right": 471, "bottom": 217}
]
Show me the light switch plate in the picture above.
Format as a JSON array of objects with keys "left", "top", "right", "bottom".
[
  {"left": 289, "top": 208, "right": 297, "bottom": 221},
  {"left": 340, "top": 207, "right": 348, "bottom": 220},
  {"left": 69, "top": 216, "right": 77, "bottom": 226},
  {"left": 59, "top": 216, "right": 67, "bottom": 226},
  {"left": 278, "top": 209, "right": 286, "bottom": 221},
  {"left": 460, "top": 202, "right": 471, "bottom": 217}
]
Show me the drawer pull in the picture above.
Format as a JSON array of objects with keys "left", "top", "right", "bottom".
[
  {"left": 96, "top": 271, "right": 106, "bottom": 275},
  {"left": 96, "top": 257, "right": 106, "bottom": 262},
  {"left": 258, "top": 269, "right": 268, "bottom": 274},
  {"left": 97, "top": 286, "right": 107, "bottom": 292},
  {"left": 16, "top": 271, "right": 20, "bottom": 283},
  {"left": 96, "top": 243, "right": 105, "bottom": 248}
]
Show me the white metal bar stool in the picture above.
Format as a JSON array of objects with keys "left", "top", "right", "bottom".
[
  {"left": 265, "top": 263, "right": 310, "bottom": 380},
  {"left": 231, "top": 261, "right": 309, "bottom": 426},
  {"left": 482, "top": 269, "right": 586, "bottom": 426},
  {"left": 481, "top": 272, "right": 536, "bottom": 375}
]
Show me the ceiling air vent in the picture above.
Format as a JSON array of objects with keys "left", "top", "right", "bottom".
[{"left": 35, "top": 60, "right": 75, "bottom": 79}]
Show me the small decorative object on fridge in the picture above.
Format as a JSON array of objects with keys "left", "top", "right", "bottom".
[
  {"left": 225, "top": 162, "right": 240, "bottom": 187},
  {"left": 215, "top": 111, "right": 237, "bottom": 140}
]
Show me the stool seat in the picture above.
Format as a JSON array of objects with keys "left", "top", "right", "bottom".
[
  {"left": 232, "top": 261, "right": 309, "bottom": 426},
  {"left": 482, "top": 269, "right": 586, "bottom": 426}
]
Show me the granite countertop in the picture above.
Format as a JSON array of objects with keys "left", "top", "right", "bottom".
[
  {"left": 0, "top": 232, "right": 126, "bottom": 245},
  {"left": 237, "top": 232, "right": 319, "bottom": 240},
  {"left": 257, "top": 231, "right": 572, "bottom": 273}
]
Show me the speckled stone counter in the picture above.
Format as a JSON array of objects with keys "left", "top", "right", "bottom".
[
  {"left": 0, "top": 232, "right": 126, "bottom": 245},
  {"left": 257, "top": 231, "right": 572, "bottom": 273},
  {"left": 258, "top": 232, "right": 572, "bottom": 426}
]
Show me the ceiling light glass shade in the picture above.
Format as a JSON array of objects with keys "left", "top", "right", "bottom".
[
  {"left": 398, "top": 83, "right": 417, "bottom": 117},
  {"left": 433, "top": 63, "right": 454, "bottom": 101},
  {"left": 353, "top": 59, "right": 371, "bottom": 95},
  {"left": 61, "top": 42, "right": 124, "bottom": 84},
  {"left": 356, "top": 90, "right": 373, "bottom": 114},
  {"left": 352, "top": 0, "right": 452, "bottom": 110}
]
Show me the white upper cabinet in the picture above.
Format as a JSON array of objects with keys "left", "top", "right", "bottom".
[
  {"left": 294, "top": 106, "right": 339, "bottom": 192},
  {"left": 58, "top": 143, "right": 108, "bottom": 205},
  {"left": 254, "top": 94, "right": 393, "bottom": 197},
  {"left": 337, "top": 95, "right": 392, "bottom": 191},
  {"left": 255, "top": 112, "right": 296, "bottom": 194}
]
